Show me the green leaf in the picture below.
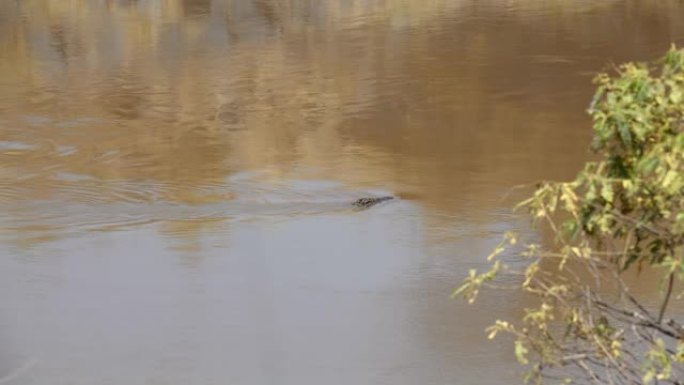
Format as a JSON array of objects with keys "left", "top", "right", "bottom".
[
  {"left": 662, "top": 170, "right": 678, "bottom": 189},
  {"left": 670, "top": 87, "right": 682, "bottom": 104},
  {"left": 515, "top": 340, "right": 529, "bottom": 365},
  {"left": 639, "top": 157, "right": 659, "bottom": 174},
  {"left": 618, "top": 122, "right": 632, "bottom": 147},
  {"left": 601, "top": 183, "right": 614, "bottom": 203}
]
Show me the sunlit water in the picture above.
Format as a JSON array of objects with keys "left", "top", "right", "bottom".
[{"left": 1, "top": 1, "right": 683, "bottom": 384}]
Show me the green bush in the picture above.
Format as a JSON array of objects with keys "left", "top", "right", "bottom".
[{"left": 454, "top": 47, "right": 684, "bottom": 384}]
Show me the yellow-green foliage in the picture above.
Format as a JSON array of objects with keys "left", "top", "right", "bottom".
[{"left": 455, "top": 47, "right": 684, "bottom": 384}]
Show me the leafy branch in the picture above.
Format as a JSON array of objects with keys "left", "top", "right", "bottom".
[{"left": 454, "top": 46, "right": 684, "bottom": 385}]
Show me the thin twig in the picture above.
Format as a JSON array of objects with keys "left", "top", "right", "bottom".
[{"left": 658, "top": 272, "right": 675, "bottom": 324}]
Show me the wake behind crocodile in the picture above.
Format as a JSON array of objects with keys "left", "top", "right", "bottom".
[{"left": 0, "top": 175, "right": 397, "bottom": 237}]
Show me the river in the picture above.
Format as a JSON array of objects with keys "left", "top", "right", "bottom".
[{"left": 1, "top": 1, "right": 683, "bottom": 384}]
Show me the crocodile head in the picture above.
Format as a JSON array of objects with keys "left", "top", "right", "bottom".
[{"left": 352, "top": 196, "right": 394, "bottom": 209}]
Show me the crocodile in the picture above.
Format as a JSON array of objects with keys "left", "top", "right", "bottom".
[{"left": 351, "top": 196, "right": 394, "bottom": 209}]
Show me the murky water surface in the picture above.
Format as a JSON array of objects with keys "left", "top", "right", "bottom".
[{"left": 1, "top": 1, "right": 683, "bottom": 384}]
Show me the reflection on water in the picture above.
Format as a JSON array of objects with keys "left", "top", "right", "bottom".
[{"left": 1, "top": 0, "right": 683, "bottom": 384}]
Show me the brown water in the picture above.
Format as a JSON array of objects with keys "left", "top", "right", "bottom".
[{"left": 1, "top": 1, "right": 683, "bottom": 384}]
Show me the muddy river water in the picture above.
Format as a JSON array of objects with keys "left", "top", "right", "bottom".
[{"left": 1, "top": 1, "right": 683, "bottom": 384}]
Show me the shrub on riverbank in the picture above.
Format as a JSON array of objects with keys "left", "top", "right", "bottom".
[{"left": 454, "top": 47, "right": 684, "bottom": 384}]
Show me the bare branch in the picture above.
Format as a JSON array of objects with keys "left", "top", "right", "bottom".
[{"left": 658, "top": 272, "right": 676, "bottom": 324}]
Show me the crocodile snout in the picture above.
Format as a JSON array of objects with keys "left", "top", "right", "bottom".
[{"left": 352, "top": 196, "right": 394, "bottom": 209}]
